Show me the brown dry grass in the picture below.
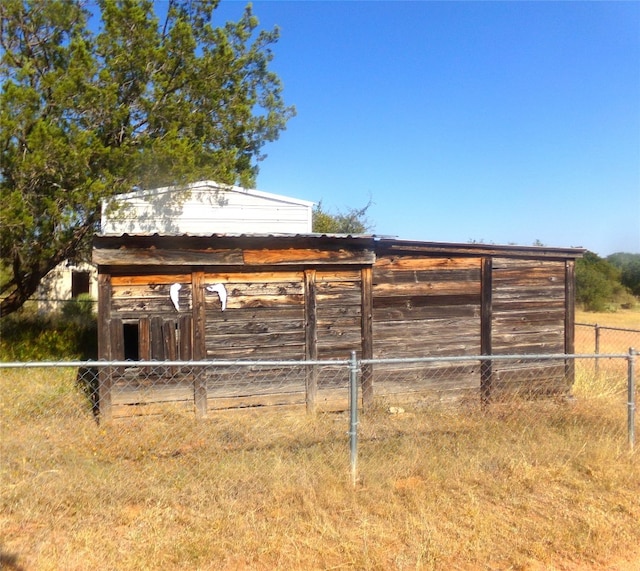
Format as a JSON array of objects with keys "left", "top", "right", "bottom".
[{"left": 2, "top": 364, "right": 639, "bottom": 571}]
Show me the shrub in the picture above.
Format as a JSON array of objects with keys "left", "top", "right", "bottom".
[{"left": 0, "top": 301, "right": 97, "bottom": 361}]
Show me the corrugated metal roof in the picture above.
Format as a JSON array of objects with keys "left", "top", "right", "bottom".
[{"left": 93, "top": 232, "right": 584, "bottom": 259}]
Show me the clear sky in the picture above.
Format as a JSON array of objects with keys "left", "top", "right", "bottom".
[{"left": 211, "top": 0, "right": 640, "bottom": 257}]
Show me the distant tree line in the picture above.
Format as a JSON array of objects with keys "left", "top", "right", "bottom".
[{"left": 576, "top": 252, "right": 640, "bottom": 311}]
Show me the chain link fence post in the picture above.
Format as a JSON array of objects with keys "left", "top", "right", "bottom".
[
  {"left": 595, "top": 323, "right": 601, "bottom": 376},
  {"left": 628, "top": 347, "right": 636, "bottom": 451},
  {"left": 349, "top": 351, "right": 359, "bottom": 487}
]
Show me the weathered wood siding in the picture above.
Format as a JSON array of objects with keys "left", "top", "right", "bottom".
[
  {"left": 372, "top": 257, "right": 482, "bottom": 357},
  {"left": 109, "top": 272, "right": 193, "bottom": 361},
  {"left": 316, "top": 270, "right": 362, "bottom": 359},
  {"left": 371, "top": 256, "right": 482, "bottom": 399},
  {"left": 203, "top": 271, "right": 305, "bottom": 360},
  {"left": 94, "top": 235, "right": 583, "bottom": 418},
  {"left": 490, "top": 258, "right": 569, "bottom": 396}
]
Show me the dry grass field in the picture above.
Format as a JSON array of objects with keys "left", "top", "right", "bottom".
[
  {"left": 575, "top": 308, "right": 640, "bottom": 354},
  {"left": 1, "top": 349, "right": 639, "bottom": 571}
]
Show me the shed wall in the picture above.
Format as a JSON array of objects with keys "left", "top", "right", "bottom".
[
  {"left": 94, "top": 237, "right": 581, "bottom": 418},
  {"left": 490, "top": 258, "right": 570, "bottom": 397}
]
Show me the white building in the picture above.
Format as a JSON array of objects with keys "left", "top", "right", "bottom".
[{"left": 100, "top": 180, "right": 313, "bottom": 236}]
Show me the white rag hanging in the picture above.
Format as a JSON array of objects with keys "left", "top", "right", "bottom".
[
  {"left": 169, "top": 283, "right": 182, "bottom": 311},
  {"left": 205, "top": 283, "right": 227, "bottom": 311}
]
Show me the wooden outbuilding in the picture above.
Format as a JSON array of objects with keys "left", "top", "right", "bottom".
[{"left": 93, "top": 233, "right": 584, "bottom": 420}]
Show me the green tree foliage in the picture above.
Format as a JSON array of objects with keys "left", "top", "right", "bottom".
[
  {"left": 575, "top": 251, "right": 633, "bottom": 311},
  {"left": 0, "top": 0, "right": 295, "bottom": 316},
  {"left": 312, "top": 199, "right": 373, "bottom": 234},
  {"left": 607, "top": 252, "right": 640, "bottom": 296}
]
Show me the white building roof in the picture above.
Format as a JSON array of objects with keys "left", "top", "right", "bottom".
[{"left": 100, "top": 180, "right": 314, "bottom": 236}]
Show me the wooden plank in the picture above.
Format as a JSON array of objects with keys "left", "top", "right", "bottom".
[
  {"left": 139, "top": 318, "right": 151, "bottom": 361},
  {"left": 374, "top": 256, "right": 482, "bottom": 271},
  {"left": 98, "top": 271, "right": 113, "bottom": 423},
  {"left": 373, "top": 293, "right": 480, "bottom": 306},
  {"left": 223, "top": 281, "right": 304, "bottom": 296},
  {"left": 205, "top": 317, "right": 305, "bottom": 337},
  {"left": 204, "top": 270, "right": 304, "bottom": 283},
  {"left": 316, "top": 280, "right": 361, "bottom": 292},
  {"left": 111, "top": 274, "right": 191, "bottom": 286},
  {"left": 205, "top": 307, "right": 304, "bottom": 323},
  {"left": 233, "top": 294, "right": 305, "bottom": 308},
  {"left": 373, "top": 317, "right": 480, "bottom": 341},
  {"left": 373, "top": 302, "right": 479, "bottom": 322},
  {"left": 492, "top": 285, "right": 565, "bottom": 298},
  {"left": 318, "top": 306, "right": 362, "bottom": 322},
  {"left": 492, "top": 299, "right": 565, "bottom": 312},
  {"left": 316, "top": 269, "right": 362, "bottom": 282},
  {"left": 492, "top": 269, "right": 567, "bottom": 284},
  {"left": 316, "top": 291, "right": 362, "bottom": 305},
  {"left": 372, "top": 280, "right": 481, "bottom": 297},
  {"left": 374, "top": 268, "right": 481, "bottom": 285},
  {"left": 163, "top": 319, "right": 177, "bottom": 361},
  {"left": 243, "top": 247, "right": 375, "bottom": 265},
  {"left": 206, "top": 330, "right": 308, "bottom": 349},
  {"left": 110, "top": 317, "right": 124, "bottom": 360},
  {"left": 304, "top": 269, "right": 318, "bottom": 413},
  {"left": 492, "top": 321, "right": 565, "bottom": 336},
  {"left": 491, "top": 310, "right": 566, "bottom": 326},
  {"left": 112, "top": 283, "right": 193, "bottom": 299},
  {"left": 372, "top": 362, "right": 480, "bottom": 394},
  {"left": 207, "top": 391, "right": 307, "bottom": 411},
  {"left": 204, "top": 367, "right": 307, "bottom": 389},
  {"left": 492, "top": 258, "right": 566, "bottom": 270},
  {"left": 491, "top": 340, "right": 565, "bottom": 355},
  {"left": 206, "top": 344, "right": 306, "bottom": 360},
  {"left": 93, "top": 248, "right": 244, "bottom": 266},
  {"left": 317, "top": 315, "right": 362, "bottom": 333},
  {"left": 373, "top": 338, "right": 481, "bottom": 359},
  {"left": 150, "top": 316, "right": 165, "bottom": 360},
  {"left": 98, "top": 272, "right": 112, "bottom": 359},
  {"left": 192, "top": 271, "right": 207, "bottom": 419},
  {"left": 565, "top": 260, "right": 576, "bottom": 382},
  {"left": 178, "top": 315, "right": 192, "bottom": 360}
]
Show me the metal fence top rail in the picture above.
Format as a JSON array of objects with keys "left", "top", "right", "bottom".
[
  {"left": 0, "top": 359, "right": 352, "bottom": 369},
  {"left": 576, "top": 323, "right": 640, "bottom": 334},
  {"left": 0, "top": 352, "right": 636, "bottom": 369}
]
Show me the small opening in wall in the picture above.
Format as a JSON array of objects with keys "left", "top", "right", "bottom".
[
  {"left": 123, "top": 323, "right": 140, "bottom": 361},
  {"left": 71, "top": 270, "right": 90, "bottom": 298}
]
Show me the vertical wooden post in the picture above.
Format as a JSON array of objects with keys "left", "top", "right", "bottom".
[
  {"left": 564, "top": 260, "right": 576, "bottom": 387},
  {"left": 139, "top": 318, "right": 151, "bottom": 360},
  {"left": 150, "top": 316, "right": 165, "bottom": 360},
  {"left": 97, "top": 271, "right": 113, "bottom": 423},
  {"left": 304, "top": 269, "right": 318, "bottom": 413},
  {"left": 192, "top": 270, "right": 208, "bottom": 419},
  {"left": 360, "top": 267, "right": 374, "bottom": 409},
  {"left": 480, "top": 257, "right": 493, "bottom": 405},
  {"left": 139, "top": 317, "right": 151, "bottom": 377}
]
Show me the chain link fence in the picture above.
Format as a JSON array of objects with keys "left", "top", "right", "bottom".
[
  {"left": 2, "top": 352, "right": 636, "bottom": 470},
  {"left": 576, "top": 321, "right": 640, "bottom": 354},
  {"left": 1, "top": 352, "right": 637, "bottom": 569}
]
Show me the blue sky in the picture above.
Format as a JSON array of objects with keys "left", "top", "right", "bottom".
[{"left": 209, "top": 0, "right": 639, "bottom": 256}]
